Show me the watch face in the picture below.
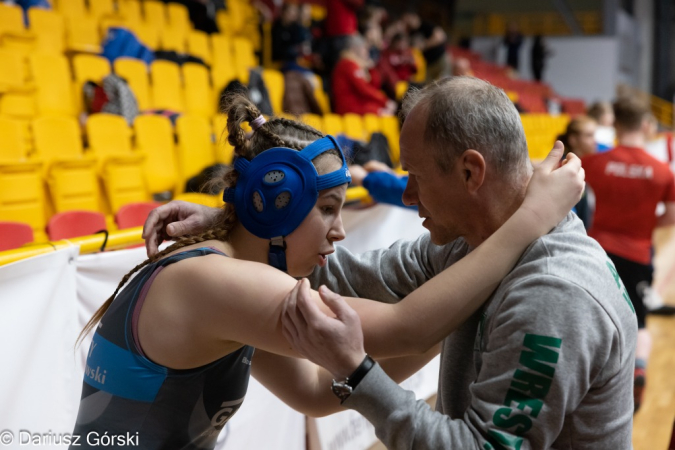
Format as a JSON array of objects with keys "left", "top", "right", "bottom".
[{"left": 331, "top": 381, "right": 353, "bottom": 401}]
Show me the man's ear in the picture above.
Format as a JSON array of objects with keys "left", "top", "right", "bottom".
[{"left": 459, "top": 149, "right": 486, "bottom": 194}]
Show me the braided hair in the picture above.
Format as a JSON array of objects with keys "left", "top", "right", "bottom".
[{"left": 77, "top": 93, "right": 335, "bottom": 346}]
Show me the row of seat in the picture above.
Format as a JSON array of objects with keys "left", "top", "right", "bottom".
[
  {"left": 0, "top": 111, "right": 402, "bottom": 242},
  {"left": 0, "top": 0, "right": 257, "bottom": 55},
  {"left": 0, "top": 113, "right": 230, "bottom": 241},
  {"left": 0, "top": 48, "right": 256, "bottom": 122},
  {"left": 0, "top": 204, "right": 160, "bottom": 251},
  {"left": 521, "top": 114, "right": 570, "bottom": 160}
]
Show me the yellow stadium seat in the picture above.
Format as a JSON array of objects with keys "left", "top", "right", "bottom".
[
  {"left": 215, "top": 11, "right": 232, "bottom": 36},
  {"left": 342, "top": 113, "right": 366, "bottom": 141},
  {"left": 173, "top": 192, "right": 222, "bottom": 208},
  {"left": 133, "top": 114, "right": 178, "bottom": 194},
  {"left": 86, "top": 113, "right": 134, "bottom": 158},
  {"left": 88, "top": 0, "right": 115, "bottom": 20},
  {"left": 160, "top": 26, "right": 186, "bottom": 53},
  {"left": 29, "top": 53, "right": 76, "bottom": 116},
  {"left": 261, "top": 69, "right": 284, "bottom": 115},
  {"left": 232, "top": 36, "right": 256, "bottom": 84},
  {"left": 211, "top": 34, "right": 236, "bottom": 92},
  {"left": 309, "top": 73, "right": 330, "bottom": 114},
  {"left": 118, "top": 0, "right": 142, "bottom": 23},
  {"left": 66, "top": 15, "right": 101, "bottom": 53},
  {"left": 129, "top": 21, "right": 160, "bottom": 50},
  {"left": 167, "top": 2, "right": 190, "bottom": 34},
  {"left": 175, "top": 115, "right": 216, "bottom": 193},
  {"left": 86, "top": 113, "right": 147, "bottom": 213},
  {"left": 0, "top": 4, "right": 35, "bottom": 54},
  {"left": 150, "top": 60, "right": 184, "bottom": 111},
  {"left": 379, "top": 116, "right": 401, "bottom": 165},
  {"left": 101, "top": 157, "right": 149, "bottom": 213},
  {"left": 0, "top": 49, "right": 29, "bottom": 94},
  {"left": 32, "top": 116, "right": 84, "bottom": 161},
  {"left": 0, "top": 93, "right": 35, "bottom": 120},
  {"left": 143, "top": 1, "right": 167, "bottom": 30},
  {"left": 183, "top": 63, "right": 215, "bottom": 118},
  {"left": 300, "top": 114, "right": 323, "bottom": 134},
  {"left": 362, "top": 113, "right": 380, "bottom": 139},
  {"left": 322, "top": 114, "right": 344, "bottom": 136},
  {"left": 411, "top": 48, "right": 426, "bottom": 83},
  {"left": 28, "top": 9, "right": 66, "bottom": 54},
  {"left": 73, "top": 54, "right": 111, "bottom": 85},
  {"left": 73, "top": 54, "right": 111, "bottom": 113},
  {"left": 0, "top": 118, "right": 29, "bottom": 161},
  {"left": 225, "top": 0, "right": 245, "bottom": 34},
  {"left": 114, "top": 57, "right": 151, "bottom": 111},
  {"left": 187, "top": 30, "right": 211, "bottom": 65},
  {"left": 212, "top": 115, "right": 235, "bottom": 164},
  {"left": 57, "top": 0, "right": 87, "bottom": 18},
  {"left": 33, "top": 116, "right": 101, "bottom": 213},
  {"left": 0, "top": 161, "right": 47, "bottom": 241},
  {"left": 0, "top": 3, "right": 26, "bottom": 36},
  {"left": 395, "top": 81, "right": 409, "bottom": 101}
]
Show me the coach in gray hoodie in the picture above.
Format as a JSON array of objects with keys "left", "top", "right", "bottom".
[
  {"left": 143, "top": 77, "right": 637, "bottom": 449},
  {"left": 284, "top": 77, "right": 637, "bottom": 450}
]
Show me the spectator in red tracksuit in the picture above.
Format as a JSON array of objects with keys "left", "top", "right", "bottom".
[
  {"left": 332, "top": 35, "right": 396, "bottom": 116},
  {"left": 323, "top": 0, "right": 364, "bottom": 73},
  {"left": 582, "top": 96, "right": 675, "bottom": 413},
  {"left": 378, "top": 33, "right": 417, "bottom": 91}
]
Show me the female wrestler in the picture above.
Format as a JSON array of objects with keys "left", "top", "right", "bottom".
[{"left": 71, "top": 94, "right": 583, "bottom": 449}]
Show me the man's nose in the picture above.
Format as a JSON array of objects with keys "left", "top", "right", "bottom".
[{"left": 402, "top": 176, "right": 418, "bottom": 207}]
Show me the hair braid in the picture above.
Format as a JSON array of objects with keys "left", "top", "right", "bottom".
[{"left": 256, "top": 123, "right": 289, "bottom": 149}]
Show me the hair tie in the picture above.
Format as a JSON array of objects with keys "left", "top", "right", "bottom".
[{"left": 250, "top": 115, "right": 266, "bottom": 131}]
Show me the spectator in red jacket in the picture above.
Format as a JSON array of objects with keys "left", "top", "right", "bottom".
[
  {"left": 323, "top": 0, "right": 365, "bottom": 74},
  {"left": 332, "top": 35, "right": 396, "bottom": 116},
  {"left": 379, "top": 33, "right": 417, "bottom": 84}
]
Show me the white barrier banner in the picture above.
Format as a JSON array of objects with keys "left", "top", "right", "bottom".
[
  {"left": 0, "top": 247, "right": 81, "bottom": 450},
  {"left": 0, "top": 204, "right": 432, "bottom": 450}
]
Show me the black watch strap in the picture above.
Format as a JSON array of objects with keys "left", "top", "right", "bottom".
[
  {"left": 347, "top": 354, "right": 375, "bottom": 390},
  {"left": 332, "top": 355, "right": 376, "bottom": 402}
]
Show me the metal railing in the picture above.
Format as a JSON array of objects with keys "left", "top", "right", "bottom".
[{"left": 0, "top": 187, "right": 374, "bottom": 267}]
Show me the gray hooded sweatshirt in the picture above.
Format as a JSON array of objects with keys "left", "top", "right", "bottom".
[{"left": 310, "top": 213, "right": 637, "bottom": 450}]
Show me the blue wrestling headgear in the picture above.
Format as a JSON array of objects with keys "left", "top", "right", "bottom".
[{"left": 222, "top": 135, "right": 351, "bottom": 272}]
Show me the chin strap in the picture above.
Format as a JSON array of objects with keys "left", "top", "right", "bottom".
[{"left": 268, "top": 236, "right": 287, "bottom": 272}]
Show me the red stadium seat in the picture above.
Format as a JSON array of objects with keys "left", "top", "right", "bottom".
[
  {"left": 0, "top": 221, "right": 33, "bottom": 251},
  {"left": 115, "top": 201, "right": 162, "bottom": 229},
  {"left": 47, "top": 210, "right": 107, "bottom": 240}
]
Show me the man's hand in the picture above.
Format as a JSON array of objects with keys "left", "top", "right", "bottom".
[
  {"left": 282, "top": 279, "right": 367, "bottom": 379},
  {"left": 142, "top": 201, "right": 221, "bottom": 256},
  {"left": 520, "top": 140, "right": 585, "bottom": 233},
  {"left": 348, "top": 165, "right": 368, "bottom": 186}
]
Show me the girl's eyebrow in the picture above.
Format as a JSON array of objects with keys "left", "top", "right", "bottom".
[{"left": 319, "top": 192, "right": 343, "bottom": 202}]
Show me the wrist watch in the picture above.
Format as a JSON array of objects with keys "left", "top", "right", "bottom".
[{"left": 331, "top": 355, "right": 375, "bottom": 403}]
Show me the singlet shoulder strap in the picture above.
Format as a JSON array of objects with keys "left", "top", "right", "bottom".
[{"left": 155, "top": 246, "right": 228, "bottom": 269}]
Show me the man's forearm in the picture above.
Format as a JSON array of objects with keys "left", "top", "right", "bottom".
[{"left": 344, "top": 365, "right": 482, "bottom": 450}]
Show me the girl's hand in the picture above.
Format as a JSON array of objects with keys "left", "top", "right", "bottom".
[{"left": 520, "top": 141, "right": 585, "bottom": 234}]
